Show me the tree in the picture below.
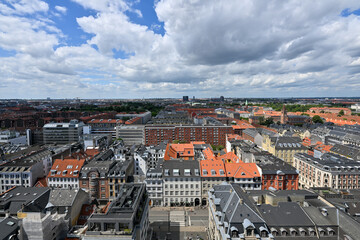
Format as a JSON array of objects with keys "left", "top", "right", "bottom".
[
  {"left": 339, "top": 110, "right": 344, "bottom": 116},
  {"left": 312, "top": 115, "right": 324, "bottom": 124}
]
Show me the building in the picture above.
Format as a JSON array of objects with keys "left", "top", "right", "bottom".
[
  {"left": 43, "top": 120, "right": 84, "bottom": 144},
  {"left": 145, "top": 159, "right": 163, "bottom": 206},
  {"left": 0, "top": 186, "right": 50, "bottom": 218},
  {"left": 144, "top": 125, "right": 233, "bottom": 146},
  {"left": 116, "top": 125, "right": 145, "bottom": 145},
  {"left": 164, "top": 142, "right": 195, "bottom": 160},
  {"left": 162, "top": 159, "right": 201, "bottom": 206},
  {"left": 183, "top": 96, "right": 189, "bottom": 102},
  {"left": 209, "top": 183, "right": 346, "bottom": 239},
  {"left": 84, "top": 183, "right": 149, "bottom": 240},
  {"left": 87, "top": 119, "right": 123, "bottom": 139},
  {"left": 200, "top": 158, "right": 226, "bottom": 206},
  {"left": 262, "top": 135, "right": 307, "bottom": 165},
  {"left": 0, "top": 217, "right": 19, "bottom": 240},
  {"left": 256, "top": 155, "right": 299, "bottom": 190},
  {"left": 0, "top": 149, "right": 52, "bottom": 193},
  {"left": 309, "top": 107, "right": 351, "bottom": 115},
  {"left": 79, "top": 150, "right": 114, "bottom": 201},
  {"left": 115, "top": 111, "right": 151, "bottom": 124},
  {"left": 208, "top": 183, "right": 272, "bottom": 240},
  {"left": 47, "top": 158, "right": 86, "bottom": 189},
  {"left": 145, "top": 142, "right": 166, "bottom": 169},
  {"left": 108, "top": 158, "right": 134, "bottom": 200},
  {"left": 225, "top": 161, "right": 262, "bottom": 190},
  {"left": 294, "top": 153, "right": 360, "bottom": 189}
]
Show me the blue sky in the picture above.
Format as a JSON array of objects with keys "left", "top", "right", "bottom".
[{"left": 0, "top": 0, "right": 360, "bottom": 99}]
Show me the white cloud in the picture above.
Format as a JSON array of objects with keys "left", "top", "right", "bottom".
[
  {"left": 1, "top": 0, "right": 360, "bottom": 98},
  {"left": 55, "top": 5, "right": 67, "bottom": 14},
  {"left": 3, "top": 0, "right": 48, "bottom": 14}
]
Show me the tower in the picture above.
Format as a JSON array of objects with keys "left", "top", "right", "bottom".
[{"left": 280, "top": 105, "right": 288, "bottom": 124}]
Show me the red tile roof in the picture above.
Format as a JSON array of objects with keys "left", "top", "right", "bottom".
[
  {"left": 225, "top": 162, "right": 260, "bottom": 179},
  {"left": 47, "top": 158, "right": 85, "bottom": 179}
]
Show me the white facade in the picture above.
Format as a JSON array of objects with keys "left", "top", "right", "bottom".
[
  {"left": 163, "top": 177, "right": 201, "bottom": 206},
  {"left": 134, "top": 152, "right": 148, "bottom": 176},
  {"left": 48, "top": 177, "right": 80, "bottom": 189}
]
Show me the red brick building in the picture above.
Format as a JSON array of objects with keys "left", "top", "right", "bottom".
[{"left": 144, "top": 125, "right": 233, "bottom": 146}]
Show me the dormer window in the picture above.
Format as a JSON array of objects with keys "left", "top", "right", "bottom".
[
  {"left": 203, "top": 169, "right": 208, "bottom": 176},
  {"left": 173, "top": 169, "right": 180, "bottom": 176},
  {"left": 211, "top": 170, "right": 216, "bottom": 176},
  {"left": 184, "top": 169, "right": 191, "bottom": 176}
]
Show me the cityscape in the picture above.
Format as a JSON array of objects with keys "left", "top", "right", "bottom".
[{"left": 2, "top": 0, "right": 360, "bottom": 240}]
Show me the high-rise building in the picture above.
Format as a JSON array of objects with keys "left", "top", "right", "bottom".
[{"left": 183, "top": 96, "right": 189, "bottom": 102}]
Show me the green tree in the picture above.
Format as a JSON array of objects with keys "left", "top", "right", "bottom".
[
  {"left": 312, "top": 115, "right": 324, "bottom": 124},
  {"left": 339, "top": 110, "right": 344, "bottom": 116}
]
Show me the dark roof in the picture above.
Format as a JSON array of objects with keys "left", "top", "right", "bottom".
[
  {"left": 0, "top": 217, "right": 19, "bottom": 239},
  {"left": 162, "top": 160, "right": 200, "bottom": 178},
  {"left": 0, "top": 187, "right": 50, "bottom": 214},
  {"left": 255, "top": 155, "right": 299, "bottom": 175}
]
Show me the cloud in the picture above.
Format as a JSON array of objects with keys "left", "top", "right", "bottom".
[
  {"left": 1, "top": 0, "right": 360, "bottom": 98},
  {"left": 55, "top": 5, "right": 67, "bottom": 14}
]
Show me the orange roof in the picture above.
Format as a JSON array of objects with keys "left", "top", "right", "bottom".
[
  {"left": 85, "top": 148, "right": 100, "bottom": 157},
  {"left": 164, "top": 143, "right": 195, "bottom": 160},
  {"left": 225, "top": 162, "right": 260, "bottom": 178},
  {"left": 314, "top": 143, "right": 333, "bottom": 153},
  {"left": 217, "top": 152, "right": 240, "bottom": 163},
  {"left": 203, "top": 147, "right": 216, "bottom": 161},
  {"left": 227, "top": 134, "right": 243, "bottom": 141},
  {"left": 47, "top": 158, "right": 85, "bottom": 178},
  {"left": 34, "top": 177, "right": 48, "bottom": 187},
  {"left": 191, "top": 141, "right": 206, "bottom": 144},
  {"left": 200, "top": 159, "right": 226, "bottom": 177}
]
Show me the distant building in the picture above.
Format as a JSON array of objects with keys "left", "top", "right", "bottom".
[
  {"left": 183, "top": 96, "right": 189, "bottom": 102},
  {"left": 43, "top": 119, "right": 84, "bottom": 144},
  {"left": 116, "top": 125, "right": 144, "bottom": 145}
]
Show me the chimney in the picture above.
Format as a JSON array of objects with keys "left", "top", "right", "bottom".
[
  {"left": 77, "top": 155, "right": 80, "bottom": 161},
  {"left": 61, "top": 155, "right": 64, "bottom": 161}
]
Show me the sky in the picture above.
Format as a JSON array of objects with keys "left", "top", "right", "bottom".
[{"left": 1, "top": 0, "right": 360, "bottom": 99}]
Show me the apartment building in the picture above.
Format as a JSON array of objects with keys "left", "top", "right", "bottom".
[
  {"left": 144, "top": 125, "right": 233, "bottom": 146},
  {"left": 0, "top": 149, "right": 52, "bottom": 193},
  {"left": 84, "top": 183, "right": 149, "bottom": 240},
  {"left": 47, "top": 158, "right": 85, "bottom": 189},
  {"left": 294, "top": 153, "right": 360, "bottom": 189},
  {"left": 162, "top": 160, "right": 201, "bottom": 206},
  {"left": 145, "top": 159, "right": 163, "bottom": 206},
  {"left": 43, "top": 120, "right": 84, "bottom": 144},
  {"left": 262, "top": 135, "right": 307, "bottom": 165}
]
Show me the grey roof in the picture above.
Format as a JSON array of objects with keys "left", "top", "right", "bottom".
[
  {"left": 162, "top": 160, "right": 200, "bottom": 178},
  {"left": 257, "top": 202, "right": 314, "bottom": 227},
  {"left": 0, "top": 187, "right": 50, "bottom": 214},
  {"left": 256, "top": 155, "right": 298, "bottom": 174},
  {"left": 273, "top": 136, "right": 306, "bottom": 150},
  {"left": 330, "top": 144, "right": 360, "bottom": 160},
  {"left": 48, "top": 189, "right": 82, "bottom": 207},
  {"left": 0, "top": 217, "right": 19, "bottom": 239}
]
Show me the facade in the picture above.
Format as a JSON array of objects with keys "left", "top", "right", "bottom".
[
  {"left": 144, "top": 125, "right": 233, "bottom": 146},
  {"left": 262, "top": 135, "right": 307, "bottom": 165},
  {"left": 79, "top": 150, "right": 114, "bottom": 201},
  {"left": 0, "top": 149, "right": 52, "bottom": 193},
  {"left": 256, "top": 155, "right": 299, "bottom": 190},
  {"left": 145, "top": 160, "right": 163, "bottom": 206},
  {"left": 43, "top": 120, "right": 84, "bottom": 144},
  {"left": 163, "top": 160, "right": 201, "bottom": 206},
  {"left": 47, "top": 158, "right": 86, "bottom": 189},
  {"left": 200, "top": 159, "right": 227, "bottom": 206},
  {"left": 116, "top": 125, "right": 145, "bottom": 145},
  {"left": 85, "top": 183, "right": 149, "bottom": 240},
  {"left": 116, "top": 111, "right": 151, "bottom": 124},
  {"left": 108, "top": 159, "right": 134, "bottom": 200},
  {"left": 294, "top": 152, "right": 360, "bottom": 189},
  {"left": 87, "top": 119, "right": 123, "bottom": 138}
]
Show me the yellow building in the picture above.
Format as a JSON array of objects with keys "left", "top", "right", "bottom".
[{"left": 262, "top": 135, "right": 307, "bottom": 165}]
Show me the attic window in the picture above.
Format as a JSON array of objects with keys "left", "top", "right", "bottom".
[
  {"left": 241, "top": 172, "right": 245, "bottom": 176},
  {"left": 6, "top": 221, "right": 15, "bottom": 226},
  {"left": 184, "top": 169, "right": 191, "bottom": 176},
  {"left": 173, "top": 169, "right": 180, "bottom": 176},
  {"left": 211, "top": 170, "right": 216, "bottom": 176},
  {"left": 67, "top": 165, "right": 73, "bottom": 169}
]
